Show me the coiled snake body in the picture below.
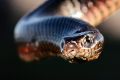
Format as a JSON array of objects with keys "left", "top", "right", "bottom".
[{"left": 14, "top": 0, "right": 120, "bottom": 63}]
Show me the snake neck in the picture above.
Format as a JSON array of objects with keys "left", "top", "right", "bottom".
[{"left": 58, "top": 0, "right": 120, "bottom": 26}]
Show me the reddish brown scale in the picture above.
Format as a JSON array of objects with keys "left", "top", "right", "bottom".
[
  {"left": 17, "top": 42, "right": 61, "bottom": 62},
  {"left": 89, "top": 0, "right": 120, "bottom": 26},
  {"left": 59, "top": 0, "right": 120, "bottom": 26},
  {"left": 18, "top": 43, "right": 38, "bottom": 62}
]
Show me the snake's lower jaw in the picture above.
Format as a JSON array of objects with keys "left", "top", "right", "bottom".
[{"left": 80, "top": 41, "right": 103, "bottom": 61}]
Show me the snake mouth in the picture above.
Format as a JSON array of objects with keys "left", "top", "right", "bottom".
[
  {"left": 62, "top": 41, "right": 103, "bottom": 63},
  {"left": 77, "top": 42, "right": 103, "bottom": 61}
]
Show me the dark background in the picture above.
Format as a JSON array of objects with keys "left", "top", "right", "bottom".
[{"left": 0, "top": 0, "right": 120, "bottom": 80}]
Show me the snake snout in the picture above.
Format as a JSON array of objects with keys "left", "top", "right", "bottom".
[{"left": 61, "top": 29, "right": 104, "bottom": 63}]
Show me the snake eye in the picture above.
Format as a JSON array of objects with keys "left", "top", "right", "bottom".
[
  {"left": 81, "top": 34, "right": 94, "bottom": 48},
  {"left": 86, "top": 35, "right": 91, "bottom": 43},
  {"left": 86, "top": 35, "right": 94, "bottom": 43}
]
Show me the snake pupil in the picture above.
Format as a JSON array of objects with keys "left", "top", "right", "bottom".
[{"left": 86, "top": 36, "right": 91, "bottom": 43}]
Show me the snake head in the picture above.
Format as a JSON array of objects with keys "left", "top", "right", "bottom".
[{"left": 61, "top": 29, "right": 104, "bottom": 63}]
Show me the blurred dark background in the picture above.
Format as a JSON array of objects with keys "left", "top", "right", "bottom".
[{"left": 0, "top": 0, "right": 120, "bottom": 80}]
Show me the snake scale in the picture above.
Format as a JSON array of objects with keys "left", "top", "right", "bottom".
[{"left": 14, "top": 0, "right": 120, "bottom": 63}]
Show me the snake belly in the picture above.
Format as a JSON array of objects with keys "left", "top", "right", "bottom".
[{"left": 14, "top": 0, "right": 120, "bottom": 63}]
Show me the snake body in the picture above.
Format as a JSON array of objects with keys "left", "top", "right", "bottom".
[{"left": 14, "top": 0, "right": 120, "bottom": 63}]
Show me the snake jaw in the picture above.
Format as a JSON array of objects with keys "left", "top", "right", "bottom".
[{"left": 61, "top": 30, "right": 104, "bottom": 63}]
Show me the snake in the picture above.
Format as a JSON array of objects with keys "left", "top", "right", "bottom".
[{"left": 14, "top": 0, "right": 120, "bottom": 63}]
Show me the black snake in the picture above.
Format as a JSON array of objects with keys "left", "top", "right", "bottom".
[{"left": 14, "top": 0, "right": 120, "bottom": 63}]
